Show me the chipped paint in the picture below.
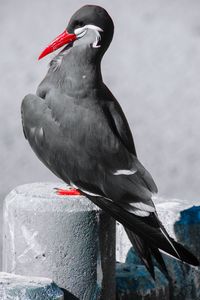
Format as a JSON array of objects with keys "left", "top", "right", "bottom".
[
  {"left": 3, "top": 183, "right": 115, "bottom": 299},
  {"left": 17, "top": 226, "right": 46, "bottom": 263}
]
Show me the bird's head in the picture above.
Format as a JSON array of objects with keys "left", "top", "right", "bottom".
[{"left": 38, "top": 5, "right": 114, "bottom": 60}]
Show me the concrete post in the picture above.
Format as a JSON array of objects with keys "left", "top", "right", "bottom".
[
  {"left": 0, "top": 272, "right": 64, "bottom": 300},
  {"left": 116, "top": 263, "right": 169, "bottom": 300},
  {"left": 2, "top": 182, "right": 116, "bottom": 300}
]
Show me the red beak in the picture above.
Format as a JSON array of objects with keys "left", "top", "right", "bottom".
[{"left": 38, "top": 30, "right": 77, "bottom": 60}]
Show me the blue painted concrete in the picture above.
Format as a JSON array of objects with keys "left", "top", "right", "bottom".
[
  {"left": 123, "top": 205, "right": 200, "bottom": 299},
  {"left": 125, "top": 248, "right": 143, "bottom": 266},
  {"left": 116, "top": 262, "right": 169, "bottom": 300},
  {"left": 175, "top": 206, "right": 200, "bottom": 225},
  {"left": 174, "top": 205, "right": 200, "bottom": 263},
  {"left": 125, "top": 243, "right": 200, "bottom": 300},
  {"left": 125, "top": 247, "right": 160, "bottom": 271},
  {"left": 161, "top": 253, "right": 200, "bottom": 300}
]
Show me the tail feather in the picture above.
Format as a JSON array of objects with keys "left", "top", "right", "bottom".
[
  {"left": 158, "top": 219, "right": 199, "bottom": 266},
  {"left": 125, "top": 228, "right": 155, "bottom": 279},
  {"left": 170, "top": 239, "right": 199, "bottom": 265},
  {"left": 88, "top": 196, "right": 199, "bottom": 267},
  {"left": 150, "top": 247, "right": 168, "bottom": 275},
  {"left": 125, "top": 228, "right": 169, "bottom": 278}
]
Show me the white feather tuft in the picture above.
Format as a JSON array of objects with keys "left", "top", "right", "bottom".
[{"left": 75, "top": 24, "right": 103, "bottom": 48}]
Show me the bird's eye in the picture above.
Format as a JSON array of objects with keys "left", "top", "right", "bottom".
[
  {"left": 78, "top": 21, "right": 84, "bottom": 27},
  {"left": 74, "top": 21, "right": 84, "bottom": 29}
]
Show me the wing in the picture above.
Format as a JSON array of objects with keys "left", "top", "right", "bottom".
[
  {"left": 21, "top": 93, "right": 71, "bottom": 182},
  {"left": 101, "top": 85, "right": 157, "bottom": 194},
  {"left": 90, "top": 85, "right": 158, "bottom": 216},
  {"left": 101, "top": 85, "right": 137, "bottom": 155},
  {"left": 22, "top": 89, "right": 157, "bottom": 217}
]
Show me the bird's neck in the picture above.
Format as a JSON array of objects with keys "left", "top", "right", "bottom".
[{"left": 50, "top": 45, "right": 103, "bottom": 96}]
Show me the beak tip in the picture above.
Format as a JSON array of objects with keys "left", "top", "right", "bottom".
[
  {"left": 38, "top": 48, "right": 50, "bottom": 60},
  {"left": 37, "top": 30, "right": 77, "bottom": 61},
  {"left": 38, "top": 54, "right": 43, "bottom": 60}
]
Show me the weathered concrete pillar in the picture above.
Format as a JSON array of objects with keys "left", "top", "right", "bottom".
[
  {"left": 0, "top": 272, "right": 63, "bottom": 300},
  {"left": 3, "top": 182, "right": 116, "bottom": 300},
  {"left": 116, "top": 262, "right": 169, "bottom": 300}
]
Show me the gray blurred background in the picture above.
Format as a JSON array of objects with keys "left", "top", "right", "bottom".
[{"left": 1, "top": 0, "right": 200, "bottom": 265}]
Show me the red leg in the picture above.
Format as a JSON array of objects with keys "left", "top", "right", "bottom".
[{"left": 55, "top": 188, "right": 81, "bottom": 196}]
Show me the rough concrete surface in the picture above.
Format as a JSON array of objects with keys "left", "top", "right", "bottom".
[
  {"left": 161, "top": 254, "right": 200, "bottom": 300},
  {"left": 0, "top": 272, "right": 63, "bottom": 300},
  {"left": 126, "top": 248, "right": 200, "bottom": 300},
  {"left": 3, "top": 182, "right": 116, "bottom": 300},
  {"left": 174, "top": 206, "right": 200, "bottom": 261},
  {"left": 116, "top": 263, "right": 169, "bottom": 300}
]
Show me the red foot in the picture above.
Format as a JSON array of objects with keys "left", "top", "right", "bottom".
[{"left": 55, "top": 188, "right": 81, "bottom": 196}]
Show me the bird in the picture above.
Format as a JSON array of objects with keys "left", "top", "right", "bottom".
[{"left": 21, "top": 4, "right": 199, "bottom": 278}]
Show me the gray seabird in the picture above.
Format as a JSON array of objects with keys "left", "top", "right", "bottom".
[{"left": 21, "top": 5, "right": 199, "bottom": 277}]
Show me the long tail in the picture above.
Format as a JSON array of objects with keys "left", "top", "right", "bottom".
[
  {"left": 88, "top": 196, "right": 199, "bottom": 272},
  {"left": 125, "top": 228, "right": 168, "bottom": 278}
]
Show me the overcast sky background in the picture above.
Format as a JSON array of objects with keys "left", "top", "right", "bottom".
[{"left": 1, "top": 0, "right": 200, "bottom": 207}]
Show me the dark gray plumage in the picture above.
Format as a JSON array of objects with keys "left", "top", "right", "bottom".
[{"left": 21, "top": 5, "right": 199, "bottom": 277}]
